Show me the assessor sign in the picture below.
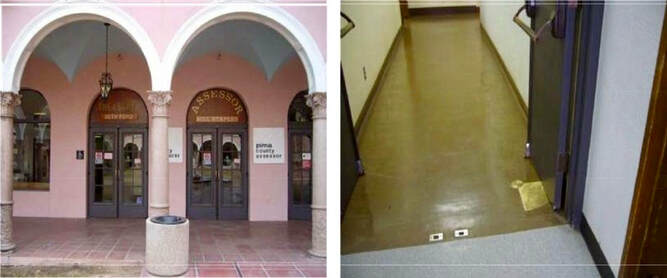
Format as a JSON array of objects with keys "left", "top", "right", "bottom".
[{"left": 253, "top": 128, "right": 284, "bottom": 164}]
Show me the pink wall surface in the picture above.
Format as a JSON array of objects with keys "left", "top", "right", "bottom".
[
  {"left": 15, "top": 51, "right": 306, "bottom": 220},
  {"left": 2, "top": 2, "right": 326, "bottom": 62},
  {"left": 15, "top": 54, "right": 152, "bottom": 218}
]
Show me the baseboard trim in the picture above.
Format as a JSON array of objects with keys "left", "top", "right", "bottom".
[
  {"left": 353, "top": 27, "right": 404, "bottom": 136},
  {"left": 480, "top": 24, "right": 528, "bottom": 117},
  {"left": 581, "top": 215, "right": 615, "bottom": 278},
  {"left": 408, "top": 6, "right": 479, "bottom": 17}
]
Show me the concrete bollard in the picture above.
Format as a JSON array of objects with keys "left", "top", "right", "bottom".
[{"left": 145, "top": 216, "right": 189, "bottom": 276}]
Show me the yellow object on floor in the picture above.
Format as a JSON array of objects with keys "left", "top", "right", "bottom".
[{"left": 517, "top": 181, "right": 550, "bottom": 211}]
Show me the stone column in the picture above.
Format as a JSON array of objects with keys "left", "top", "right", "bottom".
[
  {"left": 306, "top": 92, "right": 326, "bottom": 257},
  {"left": 147, "top": 91, "right": 172, "bottom": 217},
  {"left": 1, "top": 92, "right": 21, "bottom": 253}
]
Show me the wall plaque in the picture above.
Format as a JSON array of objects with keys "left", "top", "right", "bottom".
[
  {"left": 168, "top": 127, "right": 183, "bottom": 163},
  {"left": 187, "top": 88, "right": 248, "bottom": 124},
  {"left": 89, "top": 88, "right": 148, "bottom": 125},
  {"left": 253, "top": 128, "right": 285, "bottom": 164}
]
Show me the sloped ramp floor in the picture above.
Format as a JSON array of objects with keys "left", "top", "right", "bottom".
[{"left": 342, "top": 14, "right": 564, "bottom": 254}]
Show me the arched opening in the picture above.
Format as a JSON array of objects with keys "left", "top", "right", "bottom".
[
  {"left": 13, "top": 89, "right": 51, "bottom": 191},
  {"left": 288, "top": 91, "right": 313, "bottom": 220},
  {"left": 163, "top": 6, "right": 325, "bottom": 92},
  {"left": 88, "top": 88, "right": 148, "bottom": 218},
  {"left": 2, "top": 4, "right": 160, "bottom": 92},
  {"left": 186, "top": 88, "right": 249, "bottom": 220}
]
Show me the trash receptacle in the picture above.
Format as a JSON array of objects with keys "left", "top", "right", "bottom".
[{"left": 145, "top": 215, "right": 189, "bottom": 276}]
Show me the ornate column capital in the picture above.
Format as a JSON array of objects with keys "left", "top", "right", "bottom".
[
  {"left": 0, "top": 92, "right": 21, "bottom": 118},
  {"left": 306, "top": 92, "right": 326, "bottom": 120},
  {"left": 147, "top": 91, "right": 173, "bottom": 117}
]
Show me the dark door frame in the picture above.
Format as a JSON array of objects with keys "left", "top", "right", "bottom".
[
  {"left": 288, "top": 123, "right": 313, "bottom": 220},
  {"left": 117, "top": 127, "right": 149, "bottom": 218},
  {"left": 620, "top": 5, "right": 667, "bottom": 277},
  {"left": 186, "top": 124, "right": 249, "bottom": 220},
  {"left": 523, "top": 2, "right": 604, "bottom": 225},
  {"left": 186, "top": 128, "right": 218, "bottom": 219},
  {"left": 88, "top": 127, "right": 119, "bottom": 218},
  {"left": 563, "top": 1, "right": 605, "bottom": 229},
  {"left": 217, "top": 127, "right": 249, "bottom": 220},
  {"left": 525, "top": 2, "right": 578, "bottom": 210},
  {"left": 87, "top": 124, "right": 149, "bottom": 218}
]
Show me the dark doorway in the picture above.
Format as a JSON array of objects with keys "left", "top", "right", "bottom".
[
  {"left": 88, "top": 88, "right": 148, "bottom": 218},
  {"left": 287, "top": 91, "right": 313, "bottom": 220},
  {"left": 186, "top": 88, "right": 249, "bottom": 220}
]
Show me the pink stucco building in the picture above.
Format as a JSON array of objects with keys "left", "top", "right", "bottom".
[{"left": 0, "top": 0, "right": 327, "bottom": 259}]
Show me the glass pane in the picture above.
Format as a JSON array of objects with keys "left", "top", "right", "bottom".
[
  {"left": 291, "top": 134, "right": 312, "bottom": 205},
  {"left": 94, "top": 133, "right": 114, "bottom": 203},
  {"left": 122, "top": 133, "right": 143, "bottom": 204},
  {"left": 191, "top": 133, "right": 214, "bottom": 206},
  {"left": 14, "top": 90, "right": 50, "bottom": 121},
  {"left": 221, "top": 133, "right": 242, "bottom": 205},
  {"left": 13, "top": 123, "right": 51, "bottom": 190},
  {"left": 288, "top": 92, "right": 312, "bottom": 122}
]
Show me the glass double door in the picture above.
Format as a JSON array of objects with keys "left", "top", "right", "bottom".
[
  {"left": 88, "top": 127, "right": 148, "bottom": 218},
  {"left": 188, "top": 128, "right": 248, "bottom": 220}
]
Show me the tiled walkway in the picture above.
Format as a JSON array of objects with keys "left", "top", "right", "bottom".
[{"left": 1, "top": 217, "right": 325, "bottom": 277}]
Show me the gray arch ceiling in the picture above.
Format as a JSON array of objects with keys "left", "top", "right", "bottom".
[
  {"left": 176, "top": 19, "right": 297, "bottom": 80},
  {"left": 32, "top": 20, "right": 297, "bottom": 82}
]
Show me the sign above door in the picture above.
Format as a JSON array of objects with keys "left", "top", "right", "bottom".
[{"left": 187, "top": 88, "right": 248, "bottom": 124}]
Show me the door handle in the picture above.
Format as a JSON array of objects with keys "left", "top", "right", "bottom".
[{"left": 513, "top": 5, "right": 556, "bottom": 42}]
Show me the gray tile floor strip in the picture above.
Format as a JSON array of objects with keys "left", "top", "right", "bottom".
[{"left": 342, "top": 225, "right": 601, "bottom": 278}]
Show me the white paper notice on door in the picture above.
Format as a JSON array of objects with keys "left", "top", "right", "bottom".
[
  {"left": 253, "top": 128, "right": 285, "bottom": 164},
  {"left": 95, "top": 152, "right": 103, "bottom": 164}
]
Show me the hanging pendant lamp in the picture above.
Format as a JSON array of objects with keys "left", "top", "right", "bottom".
[{"left": 99, "top": 23, "right": 113, "bottom": 99}]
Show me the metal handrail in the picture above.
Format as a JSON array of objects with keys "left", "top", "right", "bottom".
[{"left": 341, "top": 12, "right": 355, "bottom": 38}]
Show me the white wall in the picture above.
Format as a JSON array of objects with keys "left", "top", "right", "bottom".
[
  {"left": 407, "top": 1, "right": 477, "bottom": 9},
  {"left": 342, "top": 1, "right": 402, "bottom": 123},
  {"left": 479, "top": 2, "right": 530, "bottom": 106},
  {"left": 583, "top": 4, "right": 665, "bottom": 277}
]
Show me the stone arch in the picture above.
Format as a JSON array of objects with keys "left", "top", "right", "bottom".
[
  {"left": 2, "top": 1, "right": 161, "bottom": 92},
  {"left": 161, "top": 2, "right": 325, "bottom": 93}
]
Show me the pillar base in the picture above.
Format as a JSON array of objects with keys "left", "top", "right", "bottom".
[
  {"left": 149, "top": 207, "right": 169, "bottom": 217},
  {"left": 1, "top": 243, "right": 16, "bottom": 253},
  {"left": 1, "top": 204, "right": 15, "bottom": 253},
  {"left": 309, "top": 207, "right": 326, "bottom": 258}
]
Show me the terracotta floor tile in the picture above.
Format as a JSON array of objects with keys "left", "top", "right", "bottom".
[
  {"left": 7, "top": 218, "right": 316, "bottom": 270},
  {"left": 204, "top": 255, "right": 223, "bottom": 263},
  {"left": 238, "top": 267, "right": 268, "bottom": 277},
  {"left": 67, "top": 250, "right": 90, "bottom": 259},
  {"left": 264, "top": 267, "right": 304, "bottom": 278},
  {"left": 107, "top": 251, "right": 128, "bottom": 260},
  {"left": 88, "top": 250, "right": 109, "bottom": 259},
  {"left": 297, "top": 266, "right": 326, "bottom": 278},
  {"left": 197, "top": 265, "right": 240, "bottom": 277}
]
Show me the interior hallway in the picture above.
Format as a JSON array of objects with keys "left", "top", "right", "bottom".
[{"left": 342, "top": 14, "right": 564, "bottom": 254}]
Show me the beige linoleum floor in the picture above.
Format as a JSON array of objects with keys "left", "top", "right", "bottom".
[{"left": 342, "top": 14, "right": 564, "bottom": 254}]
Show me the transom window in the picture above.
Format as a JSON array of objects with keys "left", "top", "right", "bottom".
[{"left": 13, "top": 89, "right": 51, "bottom": 191}]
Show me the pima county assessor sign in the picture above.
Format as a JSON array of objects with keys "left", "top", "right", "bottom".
[{"left": 253, "top": 128, "right": 284, "bottom": 164}]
